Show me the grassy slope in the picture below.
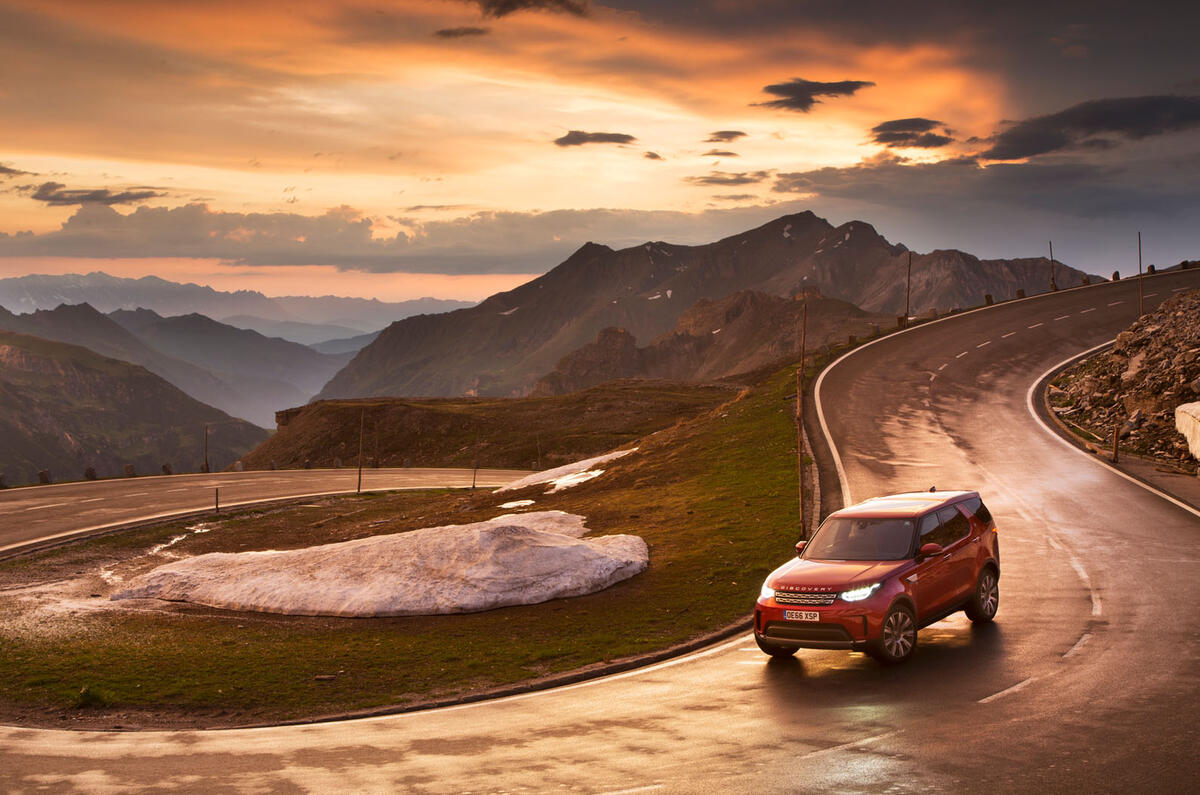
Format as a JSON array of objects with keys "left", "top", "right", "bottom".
[
  {"left": 241, "top": 380, "right": 738, "bottom": 471},
  {"left": 0, "top": 367, "right": 800, "bottom": 726}
]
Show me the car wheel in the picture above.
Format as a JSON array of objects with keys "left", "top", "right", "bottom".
[
  {"left": 869, "top": 604, "right": 917, "bottom": 664},
  {"left": 965, "top": 566, "right": 999, "bottom": 623},
  {"left": 755, "top": 635, "right": 799, "bottom": 658}
]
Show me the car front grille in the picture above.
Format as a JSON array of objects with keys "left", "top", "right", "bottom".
[
  {"left": 774, "top": 590, "right": 837, "bottom": 606},
  {"left": 763, "top": 622, "right": 853, "bottom": 643}
]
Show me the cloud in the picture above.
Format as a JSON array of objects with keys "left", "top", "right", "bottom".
[
  {"left": 755, "top": 77, "right": 875, "bottom": 112},
  {"left": 870, "top": 118, "right": 954, "bottom": 148},
  {"left": 643, "top": 151, "right": 664, "bottom": 160},
  {"left": 981, "top": 95, "right": 1200, "bottom": 160},
  {"left": 0, "top": 164, "right": 30, "bottom": 178},
  {"left": 473, "top": 0, "right": 589, "bottom": 18},
  {"left": 705, "top": 130, "right": 746, "bottom": 143},
  {"left": 553, "top": 130, "right": 637, "bottom": 147},
  {"left": 435, "top": 27, "right": 491, "bottom": 38},
  {"left": 684, "top": 170, "right": 772, "bottom": 186},
  {"left": 702, "top": 149, "right": 739, "bottom": 157},
  {"left": 30, "top": 181, "right": 165, "bottom": 206},
  {"left": 712, "top": 194, "right": 757, "bottom": 201}
]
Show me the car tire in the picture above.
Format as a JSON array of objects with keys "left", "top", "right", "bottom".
[
  {"left": 965, "top": 566, "right": 999, "bottom": 623},
  {"left": 755, "top": 635, "right": 799, "bottom": 658},
  {"left": 869, "top": 603, "right": 917, "bottom": 664}
]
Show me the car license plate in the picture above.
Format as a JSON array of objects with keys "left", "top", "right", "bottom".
[{"left": 784, "top": 610, "right": 820, "bottom": 622}]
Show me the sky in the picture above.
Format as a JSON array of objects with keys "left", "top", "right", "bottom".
[{"left": 0, "top": 0, "right": 1197, "bottom": 301}]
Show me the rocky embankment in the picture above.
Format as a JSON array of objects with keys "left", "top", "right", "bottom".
[{"left": 1050, "top": 289, "right": 1200, "bottom": 469}]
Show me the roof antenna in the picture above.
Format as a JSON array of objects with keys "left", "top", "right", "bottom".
[{"left": 929, "top": 485, "right": 936, "bottom": 492}]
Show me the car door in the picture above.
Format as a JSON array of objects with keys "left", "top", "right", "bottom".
[
  {"left": 912, "top": 511, "right": 957, "bottom": 621},
  {"left": 934, "top": 505, "right": 975, "bottom": 603}
]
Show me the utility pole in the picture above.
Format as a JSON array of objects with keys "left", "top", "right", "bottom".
[
  {"left": 796, "top": 301, "right": 808, "bottom": 539},
  {"left": 1137, "top": 230, "right": 1144, "bottom": 317},
  {"left": 905, "top": 250, "right": 912, "bottom": 324},
  {"left": 203, "top": 424, "right": 209, "bottom": 474},
  {"left": 1048, "top": 241, "right": 1058, "bottom": 291},
  {"left": 356, "top": 407, "right": 365, "bottom": 494}
]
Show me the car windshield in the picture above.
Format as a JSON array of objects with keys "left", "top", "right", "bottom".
[{"left": 804, "top": 516, "right": 915, "bottom": 561}]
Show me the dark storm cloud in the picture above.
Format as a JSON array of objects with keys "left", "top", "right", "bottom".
[
  {"left": 644, "top": 151, "right": 664, "bottom": 160},
  {"left": 870, "top": 118, "right": 954, "bottom": 149},
  {"left": 705, "top": 130, "right": 746, "bottom": 143},
  {"left": 473, "top": 0, "right": 589, "bottom": 18},
  {"left": 435, "top": 27, "right": 491, "bottom": 38},
  {"left": 30, "top": 181, "right": 165, "bottom": 206},
  {"left": 553, "top": 130, "right": 637, "bottom": 147},
  {"left": 702, "top": 149, "right": 739, "bottom": 157},
  {"left": 754, "top": 78, "right": 875, "bottom": 112},
  {"left": 684, "top": 170, "right": 771, "bottom": 186},
  {"left": 981, "top": 95, "right": 1200, "bottom": 160}
]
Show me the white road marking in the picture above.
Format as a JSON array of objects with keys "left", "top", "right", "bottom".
[
  {"left": 23, "top": 502, "right": 69, "bottom": 511},
  {"left": 1107, "top": 300, "right": 1123, "bottom": 306},
  {"left": 979, "top": 676, "right": 1038, "bottom": 704},
  {"left": 976, "top": 340, "right": 991, "bottom": 348},
  {"left": 1144, "top": 292, "right": 1157, "bottom": 297},
  {"left": 736, "top": 660, "right": 763, "bottom": 665},
  {"left": 1063, "top": 633, "right": 1092, "bottom": 659},
  {"left": 1173, "top": 287, "right": 1188, "bottom": 292},
  {"left": 165, "top": 488, "right": 190, "bottom": 493},
  {"left": 799, "top": 731, "right": 899, "bottom": 759},
  {"left": 956, "top": 351, "right": 968, "bottom": 358},
  {"left": 1028, "top": 322, "right": 1044, "bottom": 329},
  {"left": 79, "top": 497, "right": 105, "bottom": 503},
  {"left": 124, "top": 492, "right": 149, "bottom": 497},
  {"left": 1001, "top": 332, "right": 1016, "bottom": 338},
  {"left": 938, "top": 363, "right": 949, "bottom": 371},
  {"left": 597, "top": 785, "right": 665, "bottom": 795},
  {"left": 1054, "top": 315, "right": 1071, "bottom": 321},
  {"left": 1079, "top": 307, "right": 1096, "bottom": 314}
]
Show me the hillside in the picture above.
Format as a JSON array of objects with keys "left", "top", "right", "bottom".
[
  {"left": 318, "top": 210, "right": 1100, "bottom": 399},
  {"left": 0, "top": 331, "right": 266, "bottom": 486},
  {"left": 534, "top": 290, "right": 891, "bottom": 395},
  {"left": 1050, "top": 288, "right": 1200, "bottom": 466},
  {"left": 239, "top": 381, "right": 737, "bottom": 471},
  {"left": 110, "top": 308, "right": 351, "bottom": 404}
]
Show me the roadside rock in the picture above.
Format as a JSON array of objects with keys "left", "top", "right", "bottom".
[
  {"left": 1050, "top": 289, "right": 1200, "bottom": 467},
  {"left": 112, "top": 511, "right": 648, "bottom": 617}
]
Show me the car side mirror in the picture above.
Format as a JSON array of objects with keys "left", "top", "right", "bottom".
[
  {"left": 795, "top": 540, "right": 807, "bottom": 557},
  {"left": 918, "top": 542, "right": 943, "bottom": 558}
]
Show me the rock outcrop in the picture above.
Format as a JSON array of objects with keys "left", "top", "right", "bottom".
[
  {"left": 1050, "top": 289, "right": 1200, "bottom": 466},
  {"left": 112, "top": 511, "right": 649, "bottom": 617}
]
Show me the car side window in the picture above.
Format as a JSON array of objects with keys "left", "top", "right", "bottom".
[
  {"left": 933, "top": 506, "right": 971, "bottom": 546},
  {"left": 917, "top": 513, "right": 940, "bottom": 542}
]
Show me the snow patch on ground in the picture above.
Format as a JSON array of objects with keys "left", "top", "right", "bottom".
[
  {"left": 711, "top": 328, "right": 722, "bottom": 334},
  {"left": 499, "top": 307, "right": 519, "bottom": 316},
  {"left": 666, "top": 289, "right": 672, "bottom": 299},
  {"left": 648, "top": 293, "right": 662, "bottom": 300},
  {"left": 496, "top": 448, "right": 637, "bottom": 493},
  {"left": 499, "top": 499, "right": 535, "bottom": 509},
  {"left": 111, "top": 512, "right": 648, "bottom": 617},
  {"left": 783, "top": 223, "right": 792, "bottom": 238}
]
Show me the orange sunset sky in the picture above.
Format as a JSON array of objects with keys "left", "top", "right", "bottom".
[{"left": 0, "top": 0, "right": 1196, "bottom": 300}]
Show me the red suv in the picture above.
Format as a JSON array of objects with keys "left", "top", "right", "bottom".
[{"left": 754, "top": 490, "right": 999, "bottom": 664}]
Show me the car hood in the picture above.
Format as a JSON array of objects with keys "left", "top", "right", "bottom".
[{"left": 768, "top": 558, "right": 909, "bottom": 591}]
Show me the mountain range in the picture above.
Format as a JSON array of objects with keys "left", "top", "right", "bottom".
[
  {"left": 0, "top": 331, "right": 265, "bottom": 486},
  {"left": 318, "top": 211, "right": 1100, "bottom": 400},
  {"left": 0, "top": 272, "right": 474, "bottom": 344}
]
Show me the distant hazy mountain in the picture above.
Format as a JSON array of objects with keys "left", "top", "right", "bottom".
[
  {"left": 318, "top": 211, "right": 1101, "bottom": 399},
  {"left": 110, "top": 308, "right": 352, "bottom": 412},
  {"left": 0, "top": 331, "right": 265, "bottom": 486},
  {"left": 309, "top": 330, "right": 381, "bottom": 355},
  {"left": 0, "top": 272, "right": 474, "bottom": 340},
  {"left": 219, "top": 316, "right": 365, "bottom": 346},
  {"left": 533, "top": 290, "right": 891, "bottom": 395}
]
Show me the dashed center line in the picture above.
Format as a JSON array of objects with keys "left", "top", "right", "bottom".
[
  {"left": 23, "top": 502, "right": 69, "bottom": 511},
  {"left": 124, "top": 491, "right": 149, "bottom": 497},
  {"left": 1107, "top": 300, "right": 1123, "bottom": 306},
  {"left": 976, "top": 340, "right": 991, "bottom": 348},
  {"left": 1079, "top": 307, "right": 1096, "bottom": 314},
  {"left": 1173, "top": 287, "right": 1188, "bottom": 292},
  {"left": 979, "top": 677, "right": 1038, "bottom": 704},
  {"left": 79, "top": 497, "right": 105, "bottom": 503},
  {"left": 1054, "top": 314, "right": 1071, "bottom": 321},
  {"left": 938, "top": 363, "right": 949, "bottom": 371},
  {"left": 956, "top": 351, "right": 968, "bottom": 359},
  {"left": 1027, "top": 322, "right": 1044, "bottom": 329},
  {"left": 1144, "top": 292, "right": 1158, "bottom": 297},
  {"left": 1001, "top": 331, "right": 1016, "bottom": 339}
]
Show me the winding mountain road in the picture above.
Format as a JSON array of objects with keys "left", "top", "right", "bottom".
[{"left": 2, "top": 271, "right": 1198, "bottom": 792}]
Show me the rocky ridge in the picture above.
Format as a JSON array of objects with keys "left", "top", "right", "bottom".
[{"left": 1050, "top": 289, "right": 1200, "bottom": 468}]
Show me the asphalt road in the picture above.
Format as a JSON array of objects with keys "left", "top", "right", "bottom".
[
  {"left": 0, "top": 468, "right": 533, "bottom": 555},
  {"left": 2, "top": 270, "right": 1198, "bottom": 792}
]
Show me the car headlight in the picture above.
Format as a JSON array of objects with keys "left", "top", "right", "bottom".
[
  {"left": 759, "top": 582, "right": 775, "bottom": 601},
  {"left": 839, "top": 583, "right": 881, "bottom": 602}
]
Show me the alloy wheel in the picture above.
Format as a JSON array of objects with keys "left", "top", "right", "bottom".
[{"left": 883, "top": 610, "right": 915, "bottom": 658}]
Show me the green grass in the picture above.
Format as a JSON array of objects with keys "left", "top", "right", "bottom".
[{"left": 0, "top": 367, "right": 804, "bottom": 726}]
